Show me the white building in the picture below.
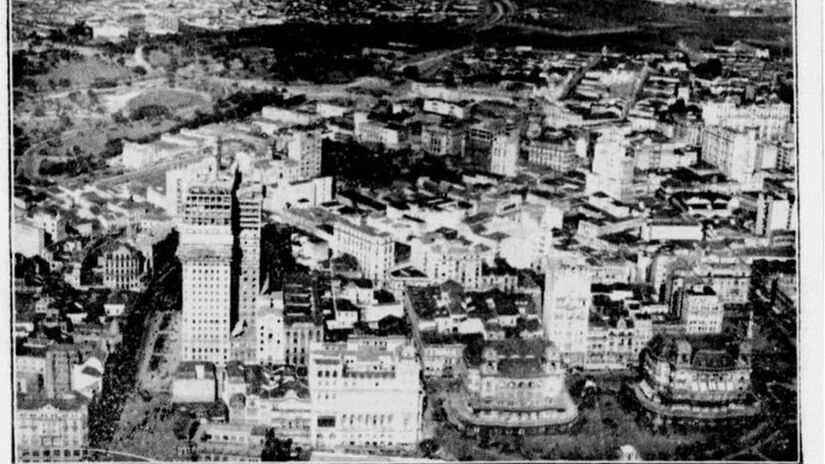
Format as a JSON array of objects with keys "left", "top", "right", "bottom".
[
  {"left": 255, "top": 291, "right": 286, "bottom": 365},
  {"left": 410, "top": 231, "right": 492, "bottom": 290},
  {"left": 13, "top": 220, "right": 45, "bottom": 258},
  {"left": 92, "top": 22, "right": 129, "bottom": 42},
  {"left": 172, "top": 361, "right": 218, "bottom": 403},
  {"left": 178, "top": 177, "right": 235, "bottom": 365},
  {"left": 701, "top": 127, "right": 759, "bottom": 183},
  {"left": 121, "top": 140, "right": 189, "bottom": 170},
  {"left": 233, "top": 184, "right": 263, "bottom": 364},
  {"left": 755, "top": 191, "right": 797, "bottom": 236},
  {"left": 543, "top": 258, "right": 592, "bottom": 366},
  {"left": 145, "top": 11, "right": 179, "bottom": 35},
  {"left": 702, "top": 99, "right": 791, "bottom": 141},
  {"left": 673, "top": 285, "right": 724, "bottom": 334},
  {"left": 30, "top": 208, "right": 65, "bottom": 243},
  {"left": 422, "top": 99, "right": 467, "bottom": 119},
  {"left": 308, "top": 336, "right": 423, "bottom": 450},
  {"left": 261, "top": 106, "right": 319, "bottom": 127},
  {"left": 489, "top": 132, "right": 519, "bottom": 177},
  {"left": 71, "top": 357, "right": 104, "bottom": 399},
  {"left": 277, "top": 128, "right": 324, "bottom": 180},
  {"left": 262, "top": 177, "right": 335, "bottom": 212},
  {"left": 332, "top": 219, "right": 394, "bottom": 284},
  {"left": 586, "top": 126, "right": 635, "bottom": 201},
  {"left": 353, "top": 113, "right": 405, "bottom": 149},
  {"left": 15, "top": 393, "right": 89, "bottom": 462},
  {"left": 641, "top": 218, "right": 704, "bottom": 242}
]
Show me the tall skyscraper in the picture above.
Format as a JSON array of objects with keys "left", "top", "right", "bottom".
[
  {"left": 231, "top": 183, "right": 263, "bottom": 363},
  {"left": 178, "top": 172, "right": 236, "bottom": 366},
  {"left": 543, "top": 257, "right": 592, "bottom": 367}
]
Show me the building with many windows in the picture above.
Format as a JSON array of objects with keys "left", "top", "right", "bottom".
[
  {"left": 178, "top": 175, "right": 235, "bottom": 366},
  {"left": 701, "top": 126, "right": 759, "bottom": 184},
  {"left": 98, "top": 242, "right": 146, "bottom": 291},
  {"left": 232, "top": 184, "right": 264, "bottom": 364},
  {"left": 308, "top": 336, "right": 423, "bottom": 451},
  {"left": 222, "top": 362, "right": 311, "bottom": 446},
  {"left": 543, "top": 258, "right": 592, "bottom": 367},
  {"left": 410, "top": 229, "right": 492, "bottom": 291},
  {"left": 701, "top": 99, "right": 791, "bottom": 141},
  {"left": 447, "top": 339, "right": 579, "bottom": 435},
  {"left": 489, "top": 132, "right": 520, "bottom": 177},
  {"left": 526, "top": 131, "right": 582, "bottom": 172},
  {"left": 420, "top": 122, "right": 464, "bottom": 156},
  {"left": 275, "top": 127, "right": 324, "bottom": 181},
  {"left": 332, "top": 219, "right": 394, "bottom": 285},
  {"left": 15, "top": 393, "right": 89, "bottom": 462},
  {"left": 633, "top": 334, "right": 760, "bottom": 428},
  {"left": 672, "top": 285, "right": 724, "bottom": 334}
]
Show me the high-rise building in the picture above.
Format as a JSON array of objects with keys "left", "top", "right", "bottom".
[
  {"left": 543, "top": 258, "right": 592, "bottom": 366},
  {"left": 702, "top": 99, "right": 791, "bottom": 141},
  {"left": 178, "top": 174, "right": 236, "bottom": 366},
  {"left": 585, "top": 126, "right": 634, "bottom": 200},
  {"left": 489, "top": 132, "right": 519, "bottom": 177},
  {"left": 277, "top": 127, "right": 324, "bottom": 180},
  {"left": 701, "top": 126, "right": 759, "bottom": 183},
  {"left": 231, "top": 184, "right": 263, "bottom": 363}
]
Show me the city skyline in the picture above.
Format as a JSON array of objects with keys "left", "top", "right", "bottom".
[{"left": 6, "top": 0, "right": 818, "bottom": 462}]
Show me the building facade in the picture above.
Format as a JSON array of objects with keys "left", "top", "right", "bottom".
[
  {"left": 634, "top": 334, "right": 760, "bottom": 428},
  {"left": 308, "top": 336, "right": 423, "bottom": 451},
  {"left": 15, "top": 394, "right": 89, "bottom": 462},
  {"left": 449, "top": 339, "right": 579, "bottom": 435},
  {"left": 332, "top": 220, "right": 394, "bottom": 285},
  {"left": 178, "top": 177, "right": 235, "bottom": 366},
  {"left": 543, "top": 259, "right": 592, "bottom": 367},
  {"left": 673, "top": 285, "right": 724, "bottom": 334}
]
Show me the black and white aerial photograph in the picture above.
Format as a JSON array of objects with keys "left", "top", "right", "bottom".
[{"left": 5, "top": 0, "right": 823, "bottom": 462}]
